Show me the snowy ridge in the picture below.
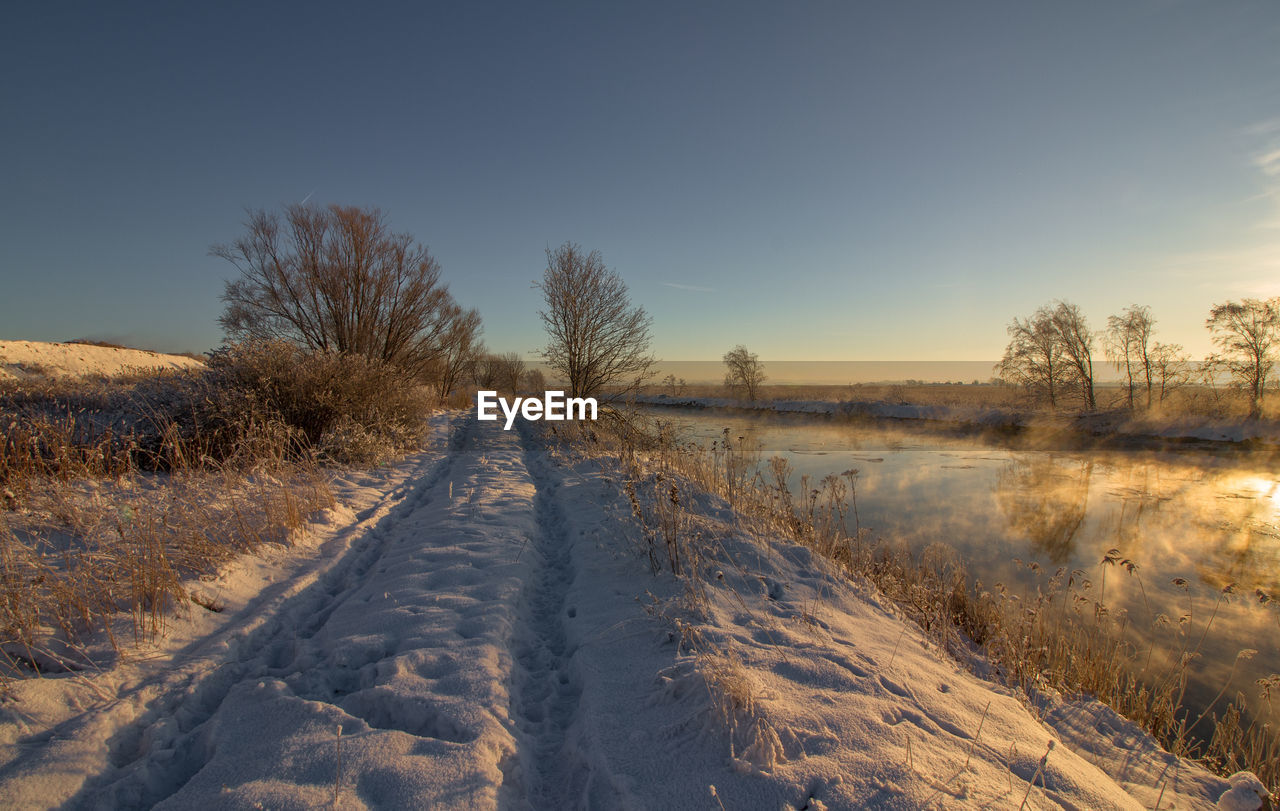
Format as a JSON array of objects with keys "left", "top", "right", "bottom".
[{"left": 0, "top": 340, "right": 202, "bottom": 382}]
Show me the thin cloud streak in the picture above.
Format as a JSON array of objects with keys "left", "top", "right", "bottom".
[
  {"left": 1255, "top": 148, "right": 1280, "bottom": 177},
  {"left": 661, "top": 281, "right": 716, "bottom": 293},
  {"left": 1241, "top": 117, "right": 1280, "bottom": 137}
]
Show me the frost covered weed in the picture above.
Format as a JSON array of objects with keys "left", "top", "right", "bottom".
[
  {"left": 582, "top": 413, "right": 1280, "bottom": 795},
  {"left": 0, "top": 346, "right": 430, "bottom": 685},
  {"left": 1017, "top": 740, "right": 1055, "bottom": 811},
  {"left": 0, "top": 464, "right": 332, "bottom": 684},
  {"left": 982, "top": 561, "right": 1279, "bottom": 790},
  {"left": 202, "top": 341, "right": 427, "bottom": 461},
  {"left": 701, "top": 647, "right": 785, "bottom": 771},
  {"left": 642, "top": 599, "right": 785, "bottom": 773},
  {"left": 0, "top": 343, "right": 433, "bottom": 683},
  {"left": 0, "top": 341, "right": 429, "bottom": 491},
  {"left": 316, "top": 415, "right": 397, "bottom": 467}
]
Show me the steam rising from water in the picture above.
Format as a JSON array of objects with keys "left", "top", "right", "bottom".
[{"left": 650, "top": 407, "right": 1280, "bottom": 724}]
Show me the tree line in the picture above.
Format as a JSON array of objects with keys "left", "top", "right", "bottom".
[
  {"left": 998, "top": 298, "right": 1280, "bottom": 417},
  {"left": 213, "top": 205, "right": 648, "bottom": 402},
  {"left": 214, "top": 203, "right": 1279, "bottom": 419}
]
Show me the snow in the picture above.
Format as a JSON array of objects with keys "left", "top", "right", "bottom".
[
  {"left": 0, "top": 414, "right": 1267, "bottom": 809},
  {"left": 1216, "top": 773, "right": 1272, "bottom": 811},
  {"left": 0, "top": 340, "right": 202, "bottom": 381}
]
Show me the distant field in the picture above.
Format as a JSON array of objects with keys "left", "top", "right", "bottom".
[{"left": 644, "top": 381, "right": 1022, "bottom": 407}]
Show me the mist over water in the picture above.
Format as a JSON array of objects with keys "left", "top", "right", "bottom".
[
  {"left": 642, "top": 360, "right": 1145, "bottom": 384},
  {"left": 646, "top": 407, "right": 1280, "bottom": 729}
]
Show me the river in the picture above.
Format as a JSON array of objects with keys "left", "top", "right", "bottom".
[{"left": 642, "top": 405, "right": 1280, "bottom": 740}]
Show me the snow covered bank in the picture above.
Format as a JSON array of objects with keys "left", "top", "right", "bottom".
[
  {"left": 0, "top": 340, "right": 202, "bottom": 382},
  {"left": 635, "top": 394, "right": 1280, "bottom": 447},
  {"left": 0, "top": 416, "right": 1266, "bottom": 808}
]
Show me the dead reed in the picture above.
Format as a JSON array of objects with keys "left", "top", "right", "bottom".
[
  {"left": 577, "top": 411, "right": 1280, "bottom": 794},
  {"left": 0, "top": 343, "right": 431, "bottom": 685}
]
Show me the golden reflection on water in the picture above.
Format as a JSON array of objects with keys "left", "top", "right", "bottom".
[
  {"left": 992, "top": 457, "right": 1280, "bottom": 594},
  {"left": 987, "top": 453, "right": 1279, "bottom": 715},
  {"left": 995, "top": 458, "right": 1091, "bottom": 564},
  {"left": 652, "top": 407, "right": 1280, "bottom": 726}
]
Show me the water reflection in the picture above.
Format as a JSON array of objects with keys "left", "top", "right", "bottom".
[
  {"left": 645, "top": 406, "right": 1280, "bottom": 733},
  {"left": 995, "top": 457, "right": 1092, "bottom": 564}
]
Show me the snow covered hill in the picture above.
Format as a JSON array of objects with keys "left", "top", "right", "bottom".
[
  {"left": 0, "top": 340, "right": 203, "bottom": 381},
  {"left": 0, "top": 416, "right": 1266, "bottom": 809}
]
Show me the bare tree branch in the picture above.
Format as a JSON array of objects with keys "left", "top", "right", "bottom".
[
  {"left": 998, "top": 301, "right": 1096, "bottom": 410},
  {"left": 723, "top": 345, "right": 766, "bottom": 401},
  {"left": 536, "top": 242, "right": 654, "bottom": 399},
  {"left": 213, "top": 204, "right": 473, "bottom": 381},
  {"left": 1105, "top": 304, "right": 1155, "bottom": 410},
  {"left": 998, "top": 306, "right": 1064, "bottom": 408},
  {"left": 1206, "top": 298, "right": 1280, "bottom": 418},
  {"left": 1051, "top": 301, "right": 1096, "bottom": 411}
]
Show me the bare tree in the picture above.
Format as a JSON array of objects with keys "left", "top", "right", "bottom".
[
  {"left": 1149, "top": 341, "right": 1189, "bottom": 405},
  {"left": 496, "top": 353, "right": 526, "bottom": 393},
  {"left": 215, "top": 204, "right": 468, "bottom": 379},
  {"left": 1105, "top": 304, "right": 1155, "bottom": 409},
  {"left": 998, "top": 306, "right": 1065, "bottom": 407},
  {"left": 429, "top": 307, "right": 483, "bottom": 400},
  {"left": 537, "top": 242, "right": 654, "bottom": 399},
  {"left": 472, "top": 353, "right": 501, "bottom": 390},
  {"left": 1050, "top": 301, "right": 1096, "bottom": 410},
  {"left": 1000, "top": 301, "right": 1097, "bottom": 410},
  {"left": 723, "top": 345, "right": 766, "bottom": 400},
  {"left": 522, "top": 367, "right": 546, "bottom": 394},
  {"left": 475, "top": 352, "right": 525, "bottom": 393},
  {"left": 1205, "top": 298, "right": 1280, "bottom": 417}
]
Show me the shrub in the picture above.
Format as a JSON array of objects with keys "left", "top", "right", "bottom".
[
  {"left": 196, "top": 340, "right": 428, "bottom": 462},
  {"left": 1, "top": 341, "right": 429, "bottom": 491}
]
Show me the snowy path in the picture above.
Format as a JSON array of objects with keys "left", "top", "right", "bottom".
[
  {"left": 2, "top": 416, "right": 549, "bottom": 807},
  {"left": 506, "top": 426, "right": 584, "bottom": 807},
  {"left": 0, "top": 416, "right": 1261, "bottom": 809}
]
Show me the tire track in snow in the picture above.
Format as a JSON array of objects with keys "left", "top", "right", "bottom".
[
  {"left": 506, "top": 425, "right": 585, "bottom": 809},
  {"left": 54, "top": 415, "right": 476, "bottom": 808}
]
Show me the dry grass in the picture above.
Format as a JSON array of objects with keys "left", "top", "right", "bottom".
[
  {"left": 636, "top": 585, "right": 786, "bottom": 773},
  {"left": 0, "top": 461, "right": 333, "bottom": 681},
  {"left": 572, "top": 409, "right": 1280, "bottom": 795},
  {"left": 1, "top": 340, "right": 430, "bottom": 487},
  {"left": 0, "top": 342, "right": 433, "bottom": 685}
]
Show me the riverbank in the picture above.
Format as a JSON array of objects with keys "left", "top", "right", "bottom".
[
  {"left": 624, "top": 402, "right": 1280, "bottom": 798},
  {"left": 635, "top": 394, "right": 1280, "bottom": 450}
]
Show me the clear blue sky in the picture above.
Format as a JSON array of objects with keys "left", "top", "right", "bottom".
[{"left": 3, "top": 1, "right": 1278, "bottom": 361}]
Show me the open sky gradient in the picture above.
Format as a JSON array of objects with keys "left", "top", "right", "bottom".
[{"left": 3, "top": 1, "right": 1279, "bottom": 365}]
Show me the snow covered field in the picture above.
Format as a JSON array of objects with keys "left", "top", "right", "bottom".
[
  {"left": 0, "top": 340, "right": 202, "bottom": 382},
  {"left": 0, "top": 415, "right": 1267, "bottom": 809}
]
